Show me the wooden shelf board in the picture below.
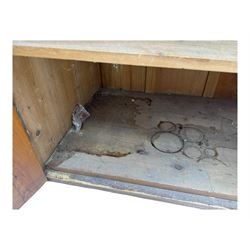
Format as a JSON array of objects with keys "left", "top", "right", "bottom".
[{"left": 13, "top": 41, "right": 237, "bottom": 73}]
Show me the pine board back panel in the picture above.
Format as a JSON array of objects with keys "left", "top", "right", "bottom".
[
  {"left": 214, "top": 73, "right": 237, "bottom": 97},
  {"left": 203, "top": 72, "right": 237, "bottom": 97},
  {"left": 101, "top": 64, "right": 237, "bottom": 97},
  {"left": 101, "top": 63, "right": 146, "bottom": 91},
  {"left": 145, "top": 67, "right": 208, "bottom": 96}
]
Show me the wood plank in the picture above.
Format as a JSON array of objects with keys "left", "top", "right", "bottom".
[
  {"left": 101, "top": 63, "right": 146, "bottom": 91},
  {"left": 101, "top": 64, "right": 130, "bottom": 90},
  {"left": 203, "top": 72, "right": 237, "bottom": 97},
  {"left": 214, "top": 73, "right": 237, "bottom": 97},
  {"left": 74, "top": 61, "right": 102, "bottom": 103},
  {"left": 13, "top": 41, "right": 237, "bottom": 73},
  {"left": 145, "top": 67, "right": 208, "bottom": 96},
  {"left": 13, "top": 56, "right": 101, "bottom": 164},
  {"left": 130, "top": 66, "right": 146, "bottom": 91},
  {"left": 13, "top": 106, "right": 46, "bottom": 209},
  {"left": 203, "top": 72, "right": 221, "bottom": 97},
  {"left": 46, "top": 169, "right": 237, "bottom": 209},
  {"left": 46, "top": 89, "right": 237, "bottom": 200}
]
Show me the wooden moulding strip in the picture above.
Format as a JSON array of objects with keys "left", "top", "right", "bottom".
[
  {"left": 13, "top": 46, "right": 237, "bottom": 73},
  {"left": 48, "top": 166, "right": 237, "bottom": 202},
  {"left": 46, "top": 169, "right": 237, "bottom": 209}
]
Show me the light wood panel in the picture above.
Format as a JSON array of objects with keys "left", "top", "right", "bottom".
[
  {"left": 203, "top": 72, "right": 237, "bottom": 97},
  {"left": 145, "top": 67, "right": 208, "bottom": 96},
  {"left": 214, "top": 73, "right": 237, "bottom": 97},
  {"left": 13, "top": 56, "right": 101, "bottom": 164},
  {"left": 74, "top": 61, "right": 101, "bottom": 103},
  {"left": 13, "top": 41, "right": 237, "bottom": 73},
  {"left": 202, "top": 72, "right": 221, "bottom": 97},
  {"left": 13, "top": 107, "right": 46, "bottom": 209},
  {"left": 101, "top": 63, "right": 146, "bottom": 91}
]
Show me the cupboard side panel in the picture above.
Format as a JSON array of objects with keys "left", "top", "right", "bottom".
[
  {"left": 13, "top": 106, "right": 46, "bottom": 209},
  {"left": 13, "top": 56, "right": 101, "bottom": 163}
]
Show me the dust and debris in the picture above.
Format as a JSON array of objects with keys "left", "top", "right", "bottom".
[
  {"left": 46, "top": 89, "right": 237, "bottom": 198},
  {"left": 174, "top": 164, "right": 184, "bottom": 171},
  {"left": 136, "top": 149, "right": 149, "bottom": 155},
  {"left": 100, "top": 151, "right": 131, "bottom": 157},
  {"left": 72, "top": 104, "right": 90, "bottom": 131},
  {"left": 35, "top": 130, "right": 41, "bottom": 136},
  {"left": 130, "top": 97, "right": 152, "bottom": 106},
  {"left": 75, "top": 149, "right": 131, "bottom": 158}
]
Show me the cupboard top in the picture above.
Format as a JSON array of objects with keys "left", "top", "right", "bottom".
[{"left": 13, "top": 41, "right": 237, "bottom": 73}]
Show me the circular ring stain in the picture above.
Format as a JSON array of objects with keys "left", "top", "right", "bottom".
[
  {"left": 157, "top": 121, "right": 176, "bottom": 132},
  {"left": 183, "top": 146, "right": 202, "bottom": 159},
  {"left": 204, "top": 148, "right": 217, "bottom": 157},
  {"left": 181, "top": 127, "right": 204, "bottom": 143},
  {"left": 151, "top": 131, "right": 184, "bottom": 153}
]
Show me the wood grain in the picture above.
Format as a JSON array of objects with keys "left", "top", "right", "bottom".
[
  {"left": 101, "top": 63, "right": 146, "bottom": 91},
  {"left": 13, "top": 106, "right": 46, "bottom": 209},
  {"left": 145, "top": 67, "right": 208, "bottom": 96},
  {"left": 13, "top": 56, "right": 101, "bottom": 164},
  {"left": 13, "top": 41, "right": 237, "bottom": 73},
  {"left": 74, "top": 61, "right": 101, "bottom": 103},
  {"left": 203, "top": 72, "right": 237, "bottom": 97},
  {"left": 202, "top": 72, "right": 221, "bottom": 97},
  {"left": 214, "top": 73, "right": 237, "bottom": 97}
]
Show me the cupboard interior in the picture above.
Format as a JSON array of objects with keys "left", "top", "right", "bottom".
[{"left": 13, "top": 56, "right": 237, "bottom": 208}]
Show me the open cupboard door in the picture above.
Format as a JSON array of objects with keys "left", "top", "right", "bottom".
[{"left": 13, "top": 106, "right": 46, "bottom": 209}]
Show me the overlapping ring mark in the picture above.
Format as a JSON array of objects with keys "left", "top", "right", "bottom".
[
  {"left": 151, "top": 131, "right": 184, "bottom": 153},
  {"left": 151, "top": 120, "right": 218, "bottom": 162}
]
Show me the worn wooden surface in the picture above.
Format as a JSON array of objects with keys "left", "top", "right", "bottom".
[
  {"left": 101, "top": 63, "right": 146, "bottom": 91},
  {"left": 46, "top": 169, "right": 237, "bottom": 209},
  {"left": 145, "top": 67, "right": 208, "bottom": 96},
  {"left": 13, "top": 41, "right": 237, "bottom": 73},
  {"left": 203, "top": 72, "right": 221, "bottom": 97},
  {"left": 100, "top": 64, "right": 236, "bottom": 97},
  {"left": 214, "top": 73, "right": 237, "bottom": 97},
  {"left": 13, "top": 107, "right": 46, "bottom": 209},
  {"left": 203, "top": 72, "right": 237, "bottom": 97},
  {"left": 13, "top": 56, "right": 101, "bottom": 164},
  {"left": 47, "top": 89, "right": 237, "bottom": 200}
]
